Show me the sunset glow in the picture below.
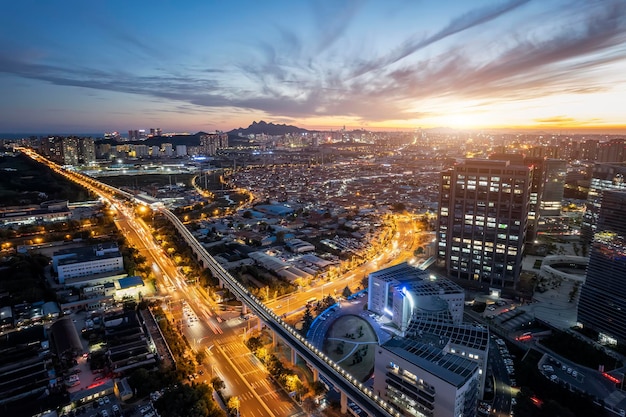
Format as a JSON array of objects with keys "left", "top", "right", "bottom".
[{"left": 1, "top": 0, "right": 625, "bottom": 133}]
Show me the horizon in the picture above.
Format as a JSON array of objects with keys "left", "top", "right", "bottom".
[{"left": 1, "top": 1, "right": 626, "bottom": 134}]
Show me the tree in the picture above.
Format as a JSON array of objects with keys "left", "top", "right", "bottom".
[
  {"left": 228, "top": 396, "right": 240, "bottom": 416},
  {"left": 301, "top": 306, "right": 314, "bottom": 335},
  {"left": 211, "top": 376, "right": 225, "bottom": 392},
  {"left": 342, "top": 286, "right": 352, "bottom": 298}
]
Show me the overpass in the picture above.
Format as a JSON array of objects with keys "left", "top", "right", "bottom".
[
  {"left": 159, "top": 208, "right": 400, "bottom": 417},
  {"left": 18, "top": 148, "right": 399, "bottom": 416}
]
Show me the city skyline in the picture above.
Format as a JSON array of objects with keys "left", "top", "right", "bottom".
[{"left": 1, "top": 0, "right": 626, "bottom": 134}]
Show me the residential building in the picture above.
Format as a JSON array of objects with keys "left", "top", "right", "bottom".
[
  {"left": 437, "top": 159, "right": 531, "bottom": 288},
  {"left": 578, "top": 190, "right": 626, "bottom": 346},
  {"left": 200, "top": 132, "right": 228, "bottom": 155}
]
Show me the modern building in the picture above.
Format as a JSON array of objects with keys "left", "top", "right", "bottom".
[
  {"left": 368, "top": 263, "right": 465, "bottom": 330},
  {"left": 374, "top": 339, "right": 480, "bottom": 417},
  {"left": 369, "top": 263, "right": 489, "bottom": 415},
  {"left": 53, "top": 243, "right": 124, "bottom": 284},
  {"left": 581, "top": 163, "right": 626, "bottom": 243},
  {"left": 437, "top": 159, "right": 531, "bottom": 288},
  {"left": 578, "top": 190, "right": 626, "bottom": 346}
]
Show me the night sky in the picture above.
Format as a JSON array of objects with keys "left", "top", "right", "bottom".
[{"left": 1, "top": 0, "right": 625, "bottom": 133}]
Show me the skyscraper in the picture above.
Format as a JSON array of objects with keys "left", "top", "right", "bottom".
[
  {"left": 437, "top": 159, "right": 531, "bottom": 288},
  {"left": 578, "top": 190, "right": 626, "bottom": 346},
  {"left": 581, "top": 163, "right": 626, "bottom": 243}
]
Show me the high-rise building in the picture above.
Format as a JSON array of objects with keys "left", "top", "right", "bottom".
[
  {"left": 200, "top": 132, "right": 228, "bottom": 155},
  {"left": 60, "top": 137, "right": 79, "bottom": 165},
  {"left": 578, "top": 190, "right": 626, "bottom": 346},
  {"left": 78, "top": 137, "right": 95, "bottom": 164},
  {"left": 579, "top": 139, "right": 599, "bottom": 161},
  {"left": 437, "top": 159, "right": 531, "bottom": 288},
  {"left": 597, "top": 139, "right": 626, "bottom": 163},
  {"left": 581, "top": 163, "right": 626, "bottom": 243}
]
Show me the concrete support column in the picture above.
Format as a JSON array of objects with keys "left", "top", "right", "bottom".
[
  {"left": 291, "top": 347, "right": 297, "bottom": 365},
  {"left": 312, "top": 368, "right": 319, "bottom": 382},
  {"left": 257, "top": 319, "right": 262, "bottom": 331},
  {"left": 272, "top": 331, "right": 277, "bottom": 348},
  {"left": 241, "top": 304, "right": 247, "bottom": 315},
  {"left": 340, "top": 391, "right": 348, "bottom": 414}
]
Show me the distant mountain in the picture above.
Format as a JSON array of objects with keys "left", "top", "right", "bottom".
[{"left": 228, "top": 120, "right": 311, "bottom": 136}]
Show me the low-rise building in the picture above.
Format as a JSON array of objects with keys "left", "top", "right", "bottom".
[{"left": 53, "top": 243, "right": 124, "bottom": 284}]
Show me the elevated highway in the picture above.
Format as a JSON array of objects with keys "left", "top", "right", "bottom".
[
  {"left": 159, "top": 208, "right": 399, "bottom": 417},
  {"left": 17, "top": 148, "right": 399, "bottom": 416}
]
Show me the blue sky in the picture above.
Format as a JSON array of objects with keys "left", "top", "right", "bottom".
[{"left": 1, "top": 0, "right": 625, "bottom": 133}]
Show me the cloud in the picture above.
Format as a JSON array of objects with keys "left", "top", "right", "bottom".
[
  {"left": 350, "top": 0, "right": 530, "bottom": 77},
  {"left": 1, "top": 1, "right": 625, "bottom": 126},
  {"left": 534, "top": 116, "right": 577, "bottom": 124}
]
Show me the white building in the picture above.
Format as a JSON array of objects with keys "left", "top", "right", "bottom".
[
  {"left": 374, "top": 339, "right": 480, "bottom": 417},
  {"left": 53, "top": 243, "right": 124, "bottom": 284},
  {"left": 368, "top": 262, "right": 489, "bottom": 414},
  {"left": 176, "top": 145, "right": 188, "bottom": 157}
]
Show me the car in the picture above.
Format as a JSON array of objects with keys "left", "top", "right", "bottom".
[
  {"left": 572, "top": 370, "right": 578, "bottom": 377},
  {"left": 101, "top": 411, "right": 109, "bottom": 417},
  {"left": 111, "top": 405, "right": 120, "bottom": 413},
  {"left": 103, "top": 397, "right": 110, "bottom": 404},
  {"left": 97, "top": 398, "right": 104, "bottom": 406}
]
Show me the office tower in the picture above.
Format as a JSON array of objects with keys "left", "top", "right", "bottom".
[
  {"left": 540, "top": 159, "right": 566, "bottom": 217},
  {"left": 578, "top": 190, "right": 626, "bottom": 346},
  {"left": 581, "top": 163, "right": 626, "bottom": 243},
  {"left": 437, "top": 159, "right": 531, "bottom": 288}
]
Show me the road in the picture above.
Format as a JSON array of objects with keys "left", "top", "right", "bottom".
[{"left": 20, "top": 149, "right": 301, "bottom": 417}]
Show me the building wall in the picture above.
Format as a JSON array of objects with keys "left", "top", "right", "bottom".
[
  {"left": 578, "top": 190, "right": 626, "bottom": 345},
  {"left": 373, "top": 347, "right": 478, "bottom": 417},
  {"left": 582, "top": 163, "right": 626, "bottom": 243},
  {"left": 57, "top": 256, "right": 124, "bottom": 283},
  {"left": 438, "top": 159, "right": 530, "bottom": 288}
]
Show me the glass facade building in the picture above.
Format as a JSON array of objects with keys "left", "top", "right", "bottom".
[
  {"left": 581, "top": 163, "right": 626, "bottom": 243},
  {"left": 578, "top": 190, "right": 626, "bottom": 345}
]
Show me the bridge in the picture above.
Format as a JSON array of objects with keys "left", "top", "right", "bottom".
[
  {"left": 17, "top": 148, "right": 399, "bottom": 416},
  {"left": 159, "top": 208, "right": 398, "bottom": 417}
]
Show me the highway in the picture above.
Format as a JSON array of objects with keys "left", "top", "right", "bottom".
[
  {"left": 22, "top": 148, "right": 403, "bottom": 417},
  {"left": 19, "top": 149, "right": 301, "bottom": 417},
  {"left": 161, "top": 208, "right": 400, "bottom": 417}
]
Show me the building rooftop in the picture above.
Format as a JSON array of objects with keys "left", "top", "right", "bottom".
[
  {"left": 117, "top": 276, "right": 144, "bottom": 289},
  {"left": 383, "top": 337, "right": 478, "bottom": 388}
]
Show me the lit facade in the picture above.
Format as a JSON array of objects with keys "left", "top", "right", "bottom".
[
  {"left": 581, "top": 163, "right": 626, "bottom": 243},
  {"left": 200, "top": 132, "right": 228, "bottom": 156},
  {"left": 53, "top": 243, "right": 124, "bottom": 284},
  {"left": 374, "top": 339, "right": 480, "bottom": 417},
  {"left": 437, "top": 159, "right": 531, "bottom": 288},
  {"left": 368, "top": 263, "right": 488, "bottom": 414},
  {"left": 578, "top": 190, "right": 626, "bottom": 346}
]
